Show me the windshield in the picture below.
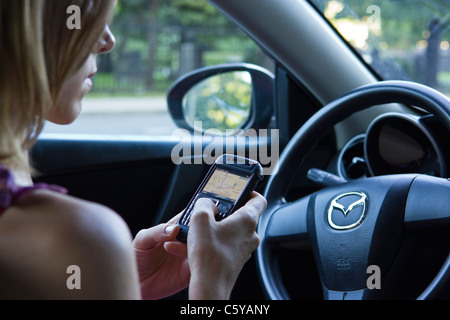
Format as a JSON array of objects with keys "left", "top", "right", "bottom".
[{"left": 310, "top": 0, "right": 450, "bottom": 95}]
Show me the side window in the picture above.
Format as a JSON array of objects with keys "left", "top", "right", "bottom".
[{"left": 43, "top": 0, "right": 274, "bottom": 136}]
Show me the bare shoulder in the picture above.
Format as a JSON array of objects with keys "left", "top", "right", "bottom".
[
  {"left": 0, "top": 190, "right": 140, "bottom": 299},
  {"left": 1, "top": 190, "right": 133, "bottom": 252}
]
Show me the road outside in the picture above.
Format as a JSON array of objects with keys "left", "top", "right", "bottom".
[{"left": 43, "top": 96, "right": 178, "bottom": 136}]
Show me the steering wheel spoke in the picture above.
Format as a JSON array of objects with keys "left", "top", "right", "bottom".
[
  {"left": 264, "top": 196, "right": 311, "bottom": 248},
  {"left": 405, "top": 175, "right": 450, "bottom": 234}
]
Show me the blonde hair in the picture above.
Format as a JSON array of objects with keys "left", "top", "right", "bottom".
[{"left": 0, "top": 0, "right": 115, "bottom": 172}]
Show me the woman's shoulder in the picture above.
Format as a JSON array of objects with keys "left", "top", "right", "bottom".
[
  {"left": 2, "top": 189, "right": 131, "bottom": 243},
  {"left": 0, "top": 189, "right": 140, "bottom": 299}
]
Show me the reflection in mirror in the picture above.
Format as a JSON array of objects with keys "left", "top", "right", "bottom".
[{"left": 182, "top": 71, "right": 252, "bottom": 135}]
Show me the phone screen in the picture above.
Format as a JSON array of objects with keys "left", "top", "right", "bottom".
[{"left": 202, "top": 168, "right": 251, "bottom": 202}]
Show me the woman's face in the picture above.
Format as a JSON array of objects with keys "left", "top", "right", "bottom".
[{"left": 46, "top": 25, "right": 116, "bottom": 125}]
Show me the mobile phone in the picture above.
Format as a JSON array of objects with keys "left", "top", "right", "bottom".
[{"left": 176, "top": 154, "right": 263, "bottom": 243}]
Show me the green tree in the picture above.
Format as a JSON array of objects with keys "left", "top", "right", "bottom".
[
  {"left": 313, "top": 0, "right": 450, "bottom": 87},
  {"left": 95, "top": 0, "right": 269, "bottom": 94}
]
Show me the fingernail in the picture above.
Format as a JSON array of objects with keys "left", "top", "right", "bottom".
[{"left": 165, "top": 225, "right": 176, "bottom": 234}]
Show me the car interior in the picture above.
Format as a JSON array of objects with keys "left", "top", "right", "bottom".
[{"left": 33, "top": 0, "right": 450, "bottom": 300}]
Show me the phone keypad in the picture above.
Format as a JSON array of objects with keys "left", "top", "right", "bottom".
[
  {"left": 180, "top": 196, "right": 233, "bottom": 226},
  {"left": 216, "top": 202, "right": 233, "bottom": 221}
]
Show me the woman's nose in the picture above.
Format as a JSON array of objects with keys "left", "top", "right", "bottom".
[{"left": 95, "top": 25, "right": 116, "bottom": 54}]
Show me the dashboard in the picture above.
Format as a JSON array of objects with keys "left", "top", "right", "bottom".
[{"left": 337, "top": 112, "right": 449, "bottom": 180}]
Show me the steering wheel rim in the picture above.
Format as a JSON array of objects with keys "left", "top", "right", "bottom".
[{"left": 257, "top": 80, "right": 450, "bottom": 300}]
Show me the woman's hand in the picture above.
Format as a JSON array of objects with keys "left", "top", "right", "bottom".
[
  {"left": 133, "top": 214, "right": 190, "bottom": 300},
  {"left": 187, "top": 192, "right": 267, "bottom": 300},
  {"left": 133, "top": 191, "right": 266, "bottom": 300}
]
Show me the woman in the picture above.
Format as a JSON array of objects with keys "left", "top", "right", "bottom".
[{"left": 0, "top": 0, "right": 266, "bottom": 300}]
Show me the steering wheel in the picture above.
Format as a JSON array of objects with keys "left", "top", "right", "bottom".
[{"left": 257, "top": 81, "right": 450, "bottom": 300}]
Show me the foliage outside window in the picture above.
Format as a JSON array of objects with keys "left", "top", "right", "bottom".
[
  {"left": 94, "top": 0, "right": 272, "bottom": 96},
  {"left": 310, "top": 0, "right": 450, "bottom": 95}
]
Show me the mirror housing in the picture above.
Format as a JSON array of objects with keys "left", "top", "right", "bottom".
[{"left": 167, "top": 63, "right": 274, "bottom": 135}]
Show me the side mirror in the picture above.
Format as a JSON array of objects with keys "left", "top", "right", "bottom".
[{"left": 167, "top": 63, "right": 274, "bottom": 135}]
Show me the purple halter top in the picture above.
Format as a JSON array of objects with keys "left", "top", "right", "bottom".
[{"left": 0, "top": 166, "right": 67, "bottom": 216}]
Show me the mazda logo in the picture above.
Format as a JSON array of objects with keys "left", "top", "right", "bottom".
[{"left": 328, "top": 192, "right": 368, "bottom": 230}]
